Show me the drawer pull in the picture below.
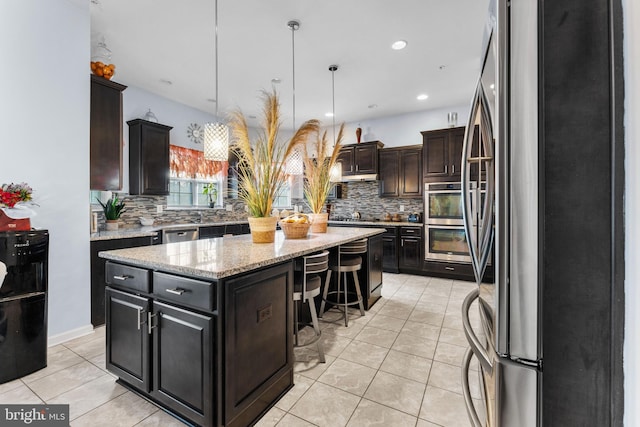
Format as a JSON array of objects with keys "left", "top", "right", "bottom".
[
  {"left": 166, "top": 288, "right": 186, "bottom": 295},
  {"left": 445, "top": 266, "right": 455, "bottom": 271},
  {"left": 113, "top": 275, "right": 132, "bottom": 281}
]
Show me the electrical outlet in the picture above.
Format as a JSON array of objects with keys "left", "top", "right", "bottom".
[
  {"left": 156, "top": 205, "right": 163, "bottom": 214},
  {"left": 226, "top": 204, "right": 233, "bottom": 212},
  {"left": 399, "top": 205, "right": 405, "bottom": 212}
]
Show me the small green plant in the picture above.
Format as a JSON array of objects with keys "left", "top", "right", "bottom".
[
  {"left": 97, "top": 195, "right": 125, "bottom": 220},
  {"left": 203, "top": 183, "right": 218, "bottom": 206}
]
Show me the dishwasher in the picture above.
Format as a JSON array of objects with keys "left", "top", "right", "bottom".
[{"left": 162, "top": 227, "right": 198, "bottom": 243}]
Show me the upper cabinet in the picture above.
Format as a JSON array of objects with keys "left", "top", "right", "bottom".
[
  {"left": 128, "top": 119, "right": 173, "bottom": 195},
  {"left": 90, "top": 75, "right": 127, "bottom": 190},
  {"left": 421, "top": 126, "right": 466, "bottom": 182},
  {"left": 338, "top": 141, "right": 384, "bottom": 179},
  {"left": 379, "top": 145, "right": 423, "bottom": 198}
]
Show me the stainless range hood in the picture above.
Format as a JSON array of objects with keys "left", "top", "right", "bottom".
[{"left": 340, "top": 174, "right": 378, "bottom": 182}]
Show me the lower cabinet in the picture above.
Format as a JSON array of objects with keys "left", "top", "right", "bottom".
[
  {"left": 398, "top": 226, "right": 423, "bottom": 272},
  {"left": 105, "top": 260, "right": 293, "bottom": 427},
  {"left": 91, "top": 236, "right": 154, "bottom": 326},
  {"left": 382, "top": 228, "right": 399, "bottom": 273},
  {"left": 105, "top": 288, "right": 214, "bottom": 426}
]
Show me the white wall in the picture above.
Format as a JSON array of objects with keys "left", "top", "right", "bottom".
[
  {"left": 335, "top": 104, "right": 471, "bottom": 148},
  {"left": 0, "top": 0, "right": 91, "bottom": 338},
  {"left": 624, "top": 0, "right": 639, "bottom": 425}
]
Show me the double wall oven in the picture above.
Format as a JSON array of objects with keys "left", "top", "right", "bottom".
[{"left": 424, "top": 181, "right": 484, "bottom": 263}]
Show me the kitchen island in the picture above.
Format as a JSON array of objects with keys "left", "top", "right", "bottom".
[{"left": 99, "top": 227, "right": 384, "bottom": 427}]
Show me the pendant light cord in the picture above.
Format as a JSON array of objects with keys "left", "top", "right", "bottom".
[
  {"left": 329, "top": 65, "right": 338, "bottom": 145},
  {"left": 215, "top": 0, "right": 219, "bottom": 120},
  {"left": 288, "top": 21, "right": 299, "bottom": 130}
]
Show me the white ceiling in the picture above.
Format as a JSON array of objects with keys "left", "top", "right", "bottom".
[{"left": 90, "top": 0, "right": 490, "bottom": 130}]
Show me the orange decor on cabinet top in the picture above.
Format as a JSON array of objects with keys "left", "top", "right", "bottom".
[{"left": 170, "top": 145, "right": 228, "bottom": 180}]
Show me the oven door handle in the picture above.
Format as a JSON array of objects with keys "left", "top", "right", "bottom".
[{"left": 462, "top": 347, "right": 484, "bottom": 427}]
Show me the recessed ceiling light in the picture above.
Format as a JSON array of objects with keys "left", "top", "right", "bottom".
[
  {"left": 160, "top": 79, "right": 173, "bottom": 85},
  {"left": 417, "top": 94, "right": 429, "bottom": 101},
  {"left": 368, "top": 104, "right": 378, "bottom": 109},
  {"left": 391, "top": 40, "right": 407, "bottom": 50},
  {"left": 325, "top": 112, "right": 334, "bottom": 117},
  {"left": 271, "top": 78, "right": 281, "bottom": 84},
  {"left": 490, "top": 83, "right": 495, "bottom": 89}
]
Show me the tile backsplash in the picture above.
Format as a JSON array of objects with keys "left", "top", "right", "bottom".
[{"left": 92, "top": 182, "right": 422, "bottom": 228}]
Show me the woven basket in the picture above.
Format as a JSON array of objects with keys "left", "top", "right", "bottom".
[{"left": 279, "top": 214, "right": 312, "bottom": 239}]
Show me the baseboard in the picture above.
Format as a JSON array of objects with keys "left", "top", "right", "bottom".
[{"left": 48, "top": 324, "right": 95, "bottom": 347}]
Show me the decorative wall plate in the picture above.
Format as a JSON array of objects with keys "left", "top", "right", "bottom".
[{"left": 187, "top": 123, "right": 203, "bottom": 144}]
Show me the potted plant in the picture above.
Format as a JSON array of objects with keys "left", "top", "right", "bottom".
[
  {"left": 203, "top": 182, "right": 218, "bottom": 208},
  {"left": 97, "top": 195, "right": 125, "bottom": 230},
  {"left": 302, "top": 124, "right": 344, "bottom": 232},
  {"left": 229, "top": 90, "right": 319, "bottom": 243}
]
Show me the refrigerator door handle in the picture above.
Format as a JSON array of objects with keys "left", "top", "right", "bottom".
[
  {"left": 462, "top": 288, "right": 493, "bottom": 374},
  {"left": 462, "top": 347, "right": 484, "bottom": 427}
]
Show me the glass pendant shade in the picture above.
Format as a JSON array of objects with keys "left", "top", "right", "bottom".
[
  {"left": 204, "top": 122, "right": 229, "bottom": 161},
  {"left": 330, "top": 163, "right": 342, "bottom": 182},
  {"left": 286, "top": 149, "right": 303, "bottom": 175}
]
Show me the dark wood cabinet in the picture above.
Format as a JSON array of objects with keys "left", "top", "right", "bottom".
[
  {"left": 223, "top": 263, "right": 293, "bottom": 427},
  {"left": 422, "top": 126, "right": 466, "bottom": 182},
  {"left": 91, "top": 236, "right": 154, "bottom": 326},
  {"left": 382, "top": 227, "right": 399, "bottom": 273},
  {"left": 128, "top": 119, "right": 173, "bottom": 195},
  {"left": 398, "top": 226, "right": 423, "bottom": 271},
  {"left": 338, "top": 141, "right": 383, "bottom": 177},
  {"left": 90, "top": 75, "right": 126, "bottom": 190},
  {"left": 379, "top": 145, "right": 423, "bottom": 198},
  {"left": 151, "top": 301, "right": 213, "bottom": 426},
  {"left": 105, "top": 287, "right": 150, "bottom": 391}
]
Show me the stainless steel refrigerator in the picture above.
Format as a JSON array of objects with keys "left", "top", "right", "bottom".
[{"left": 459, "top": 0, "right": 624, "bottom": 426}]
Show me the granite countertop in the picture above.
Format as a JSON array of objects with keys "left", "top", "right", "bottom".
[
  {"left": 90, "top": 220, "right": 250, "bottom": 242},
  {"left": 98, "top": 227, "right": 384, "bottom": 280},
  {"left": 328, "top": 220, "right": 421, "bottom": 227}
]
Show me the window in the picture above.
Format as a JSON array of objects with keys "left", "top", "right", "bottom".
[
  {"left": 272, "top": 182, "right": 291, "bottom": 209},
  {"left": 168, "top": 178, "right": 222, "bottom": 207}
]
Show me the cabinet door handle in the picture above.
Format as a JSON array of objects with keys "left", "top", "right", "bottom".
[
  {"left": 148, "top": 312, "right": 157, "bottom": 334},
  {"left": 401, "top": 240, "right": 404, "bottom": 247},
  {"left": 166, "top": 288, "right": 185, "bottom": 295},
  {"left": 113, "top": 275, "right": 132, "bottom": 281},
  {"left": 137, "top": 308, "right": 143, "bottom": 330},
  {"left": 445, "top": 266, "right": 455, "bottom": 271},
  {"left": 452, "top": 164, "right": 456, "bottom": 174},
  {"left": 355, "top": 164, "right": 359, "bottom": 172}
]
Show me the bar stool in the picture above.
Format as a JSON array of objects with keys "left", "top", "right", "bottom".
[
  {"left": 319, "top": 238, "right": 367, "bottom": 327},
  {"left": 293, "top": 250, "right": 329, "bottom": 363}
]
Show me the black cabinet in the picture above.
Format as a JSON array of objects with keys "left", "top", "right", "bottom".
[
  {"left": 382, "top": 227, "right": 399, "bottom": 273},
  {"left": 128, "top": 119, "right": 173, "bottom": 195},
  {"left": 105, "top": 264, "right": 215, "bottom": 427},
  {"left": 151, "top": 301, "right": 213, "bottom": 425},
  {"left": 399, "top": 226, "right": 423, "bottom": 272},
  {"left": 379, "top": 146, "right": 423, "bottom": 198},
  {"left": 223, "top": 263, "right": 293, "bottom": 427},
  {"left": 422, "top": 127, "right": 466, "bottom": 182},
  {"left": 105, "top": 288, "right": 150, "bottom": 391},
  {"left": 90, "top": 235, "right": 154, "bottom": 326},
  {"left": 338, "top": 141, "right": 384, "bottom": 177},
  {"left": 90, "top": 75, "right": 126, "bottom": 190},
  {"left": 199, "top": 224, "right": 251, "bottom": 239}
]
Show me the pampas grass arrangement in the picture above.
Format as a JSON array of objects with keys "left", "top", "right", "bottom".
[
  {"left": 302, "top": 124, "right": 344, "bottom": 214},
  {"left": 229, "top": 90, "right": 319, "bottom": 218}
]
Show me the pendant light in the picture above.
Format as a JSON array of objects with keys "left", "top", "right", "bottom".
[
  {"left": 328, "top": 64, "right": 342, "bottom": 182},
  {"left": 204, "top": 0, "right": 228, "bottom": 161},
  {"left": 285, "top": 19, "right": 303, "bottom": 175}
]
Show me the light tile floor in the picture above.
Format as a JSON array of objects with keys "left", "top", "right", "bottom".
[{"left": 0, "top": 273, "right": 484, "bottom": 427}]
